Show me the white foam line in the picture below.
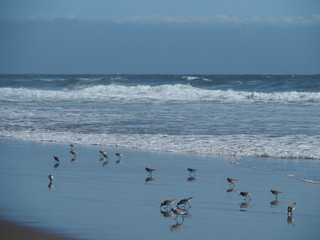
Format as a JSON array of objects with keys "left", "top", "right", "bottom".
[{"left": 1, "top": 85, "right": 320, "bottom": 103}]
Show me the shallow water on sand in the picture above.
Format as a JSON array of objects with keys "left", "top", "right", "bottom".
[{"left": 0, "top": 139, "right": 319, "bottom": 240}]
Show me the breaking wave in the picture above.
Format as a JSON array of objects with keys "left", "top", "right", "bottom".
[{"left": 1, "top": 84, "right": 320, "bottom": 103}]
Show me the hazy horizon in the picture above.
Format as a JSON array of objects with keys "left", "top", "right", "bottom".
[{"left": 1, "top": 0, "right": 319, "bottom": 74}]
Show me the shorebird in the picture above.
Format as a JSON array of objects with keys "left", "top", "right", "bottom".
[
  {"left": 187, "top": 168, "right": 197, "bottom": 175},
  {"left": 99, "top": 150, "right": 107, "bottom": 157},
  {"left": 103, "top": 153, "right": 111, "bottom": 159},
  {"left": 227, "top": 177, "right": 238, "bottom": 186},
  {"left": 239, "top": 192, "right": 251, "bottom": 201},
  {"left": 160, "top": 199, "right": 176, "bottom": 209},
  {"left": 48, "top": 174, "right": 54, "bottom": 183},
  {"left": 177, "top": 197, "right": 193, "bottom": 208},
  {"left": 53, "top": 156, "right": 60, "bottom": 163},
  {"left": 270, "top": 189, "right": 282, "bottom": 199},
  {"left": 287, "top": 202, "right": 296, "bottom": 216},
  {"left": 70, "top": 143, "right": 76, "bottom": 149},
  {"left": 116, "top": 153, "right": 123, "bottom": 159},
  {"left": 70, "top": 150, "right": 78, "bottom": 156},
  {"left": 170, "top": 208, "right": 189, "bottom": 219},
  {"left": 146, "top": 167, "right": 156, "bottom": 176}
]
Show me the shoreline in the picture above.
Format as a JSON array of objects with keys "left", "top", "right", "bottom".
[
  {"left": 1, "top": 136, "right": 319, "bottom": 184},
  {"left": 0, "top": 137, "right": 319, "bottom": 240},
  {"left": 0, "top": 219, "right": 76, "bottom": 240}
]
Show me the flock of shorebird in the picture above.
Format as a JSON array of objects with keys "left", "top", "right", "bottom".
[
  {"left": 47, "top": 144, "right": 124, "bottom": 188},
  {"left": 226, "top": 177, "right": 296, "bottom": 217},
  {"left": 155, "top": 168, "right": 296, "bottom": 222},
  {"left": 48, "top": 144, "right": 296, "bottom": 224}
]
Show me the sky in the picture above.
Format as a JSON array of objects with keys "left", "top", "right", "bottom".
[{"left": 0, "top": 0, "right": 319, "bottom": 74}]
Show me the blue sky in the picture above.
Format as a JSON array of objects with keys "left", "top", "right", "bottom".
[{"left": 0, "top": 0, "right": 319, "bottom": 74}]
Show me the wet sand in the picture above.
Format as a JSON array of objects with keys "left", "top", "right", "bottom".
[
  {"left": 0, "top": 138, "right": 319, "bottom": 240},
  {"left": 0, "top": 220, "right": 75, "bottom": 240}
]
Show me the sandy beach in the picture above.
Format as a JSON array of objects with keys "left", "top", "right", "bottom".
[
  {"left": 0, "top": 138, "right": 319, "bottom": 240},
  {"left": 0, "top": 220, "right": 75, "bottom": 240}
]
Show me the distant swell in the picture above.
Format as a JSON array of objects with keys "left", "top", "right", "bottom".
[{"left": 1, "top": 85, "right": 320, "bottom": 103}]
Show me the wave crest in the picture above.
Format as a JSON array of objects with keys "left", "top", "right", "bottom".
[{"left": 1, "top": 84, "right": 320, "bottom": 103}]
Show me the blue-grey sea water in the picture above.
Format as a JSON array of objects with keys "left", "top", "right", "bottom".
[
  {"left": 1, "top": 74, "right": 320, "bottom": 182},
  {"left": 1, "top": 75, "right": 320, "bottom": 240}
]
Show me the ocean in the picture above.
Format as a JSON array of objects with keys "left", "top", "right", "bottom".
[{"left": 1, "top": 74, "right": 320, "bottom": 182}]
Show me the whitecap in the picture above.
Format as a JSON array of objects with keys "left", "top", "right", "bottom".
[
  {"left": 301, "top": 179, "right": 320, "bottom": 184},
  {"left": 1, "top": 85, "right": 320, "bottom": 104}
]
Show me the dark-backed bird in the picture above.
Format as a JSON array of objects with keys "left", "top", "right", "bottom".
[
  {"left": 146, "top": 167, "right": 156, "bottom": 175},
  {"left": 160, "top": 199, "right": 176, "bottom": 208},
  {"left": 187, "top": 168, "right": 197, "bottom": 174},
  {"left": 70, "top": 150, "right": 78, "bottom": 156},
  {"left": 99, "top": 150, "right": 106, "bottom": 157},
  {"left": 271, "top": 189, "right": 282, "bottom": 199},
  {"left": 53, "top": 156, "right": 60, "bottom": 163},
  {"left": 48, "top": 174, "right": 54, "bottom": 183},
  {"left": 239, "top": 192, "right": 251, "bottom": 201},
  {"left": 227, "top": 177, "right": 238, "bottom": 186},
  {"left": 287, "top": 202, "right": 296, "bottom": 216},
  {"left": 170, "top": 208, "right": 189, "bottom": 219},
  {"left": 177, "top": 197, "right": 193, "bottom": 207}
]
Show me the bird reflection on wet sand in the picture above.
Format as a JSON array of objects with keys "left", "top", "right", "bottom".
[
  {"left": 187, "top": 176, "right": 196, "bottom": 182},
  {"left": 53, "top": 163, "right": 59, "bottom": 168},
  {"left": 116, "top": 159, "right": 122, "bottom": 165},
  {"left": 227, "top": 187, "right": 236, "bottom": 193},
  {"left": 48, "top": 182, "right": 53, "bottom": 189},
  {"left": 270, "top": 200, "right": 280, "bottom": 206},
  {"left": 240, "top": 200, "right": 251, "bottom": 211},
  {"left": 170, "top": 219, "right": 184, "bottom": 232},
  {"left": 48, "top": 174, "right": 54, "bottom": 189},
  {"left": 145, "top": 177, "right": 155, "bottom": 183},
  {"left": 103, "top": 161, "right": 110, "bottom": 167},
  {"left": 160, "top": 210, "right": 173, "bottom": 218},
  {"left": 287, "top": 216, "right": 295, "bottom": 226}
]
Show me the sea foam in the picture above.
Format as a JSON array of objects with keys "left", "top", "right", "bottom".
[
  {"left": 1, "top": 85, "right": 320, "bottom": 103},
  {"left": 1, "top": 130, "right": 319, "bottom": 160}
]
